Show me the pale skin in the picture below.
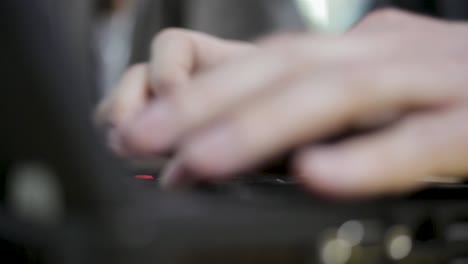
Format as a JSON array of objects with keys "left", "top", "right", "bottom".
[{"left": 96, "top": 9, "right": 468, "bottom": 197}]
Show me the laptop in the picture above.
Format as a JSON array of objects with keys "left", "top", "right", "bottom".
[{"left": 2, "top": 1, "right": 468, "bottom": 263}]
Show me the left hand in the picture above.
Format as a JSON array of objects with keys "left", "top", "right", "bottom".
[
  {"left": 95, "top": 29, "right": 254, "bottom": 156},
  {"left": 122, "top": 9, "right": 468, "bottom": 196}
]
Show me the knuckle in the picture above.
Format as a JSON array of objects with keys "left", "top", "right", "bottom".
[
  {"left": 118, "top": 63, "right": 149, "bottom": 91},
  {"left": 151, "top": 28, "right": 188, "bottom": 48},
  {"left": 361, "top": 8, "right": 405, "bottom": 24},
  {"left": 104, "top": 64, "right": 148, "bottom": 125},
  {"left": 258, "top": 33, "right": 301, "bottom": 48},
  {"left": 157, "top": 27, "right": 187, "bottom": 39},
  {"left": 125, "top": 63, "right": 148, "bottom": 78},
  {"left": 95, "top": 98, "right": 127, "bottom": 129}
]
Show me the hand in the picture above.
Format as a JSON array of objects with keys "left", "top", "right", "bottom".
[
  {"left": 94, "top": 28, "right": 255, "bottom": 155},
  {"left": 120, "top": 9, "right": 468, "bottom": 196}
]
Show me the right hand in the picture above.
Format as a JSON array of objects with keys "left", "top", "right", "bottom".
[{"left": 95, "top": 28, "right": 256, "bottom": 156}]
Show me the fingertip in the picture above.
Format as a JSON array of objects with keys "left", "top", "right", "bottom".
[
  {"left": 294, "top": 149, "right": 345, "bottom": 195},
  {"left": 160, "top": 159, "right": 189, "bottom": 189},
  {"left": 293, "top": 148, "right": 381, "bottom": 197},
  {"left": 120, "top": 102, "right": 177, "bottom": 157},
  {"left": 180, "top": 124, "right": 244, "bottom": 179}
]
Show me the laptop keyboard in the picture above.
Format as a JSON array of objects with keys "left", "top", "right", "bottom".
[{"left": 133, "top": 171, "right": 296, "bottom": 187}]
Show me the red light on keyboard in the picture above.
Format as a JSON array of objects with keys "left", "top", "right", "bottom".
[{"left": 134, "top": 175, "right": 155, "bottom": 180}]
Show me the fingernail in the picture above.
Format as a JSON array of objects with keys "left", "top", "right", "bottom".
[
  {"left": 183, "top": 124, "right": 239, "bottom": 176},
  {"left": 160, "top": 159, "right": 185, "bottom": 188},
  {"left": 127, "top": 100, "right": 177, "bottom": 153}
]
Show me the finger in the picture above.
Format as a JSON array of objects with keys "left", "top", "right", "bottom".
[
  {"left": 124, "top": 36, "right": 370, "bottom": 154},
  {"left": 160, "top": 157, "right": 201, "bottom": 189},
  {"left": 160, "top": 158, "right": 185, "bottom": 188},
  {"left": 178, "top": 63, "right": 460, "bottom": 178},
  {"left": 150, "top": 28, "right": 254, "bottom": 95},
  {"left": 96, "top": 30, "right": 251, "bottom": 127},
  {"left": 294, "top": 107, "right": 468, "bottom": 197},
  {"left": 349, "top": 8, "right": 446, "bottom": 35},
  {"left": 95, "top": 63, "right": 150, "bottom": 129},
  {"left": 94, "top": 64, "right": 150, "bottom": 155}
]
